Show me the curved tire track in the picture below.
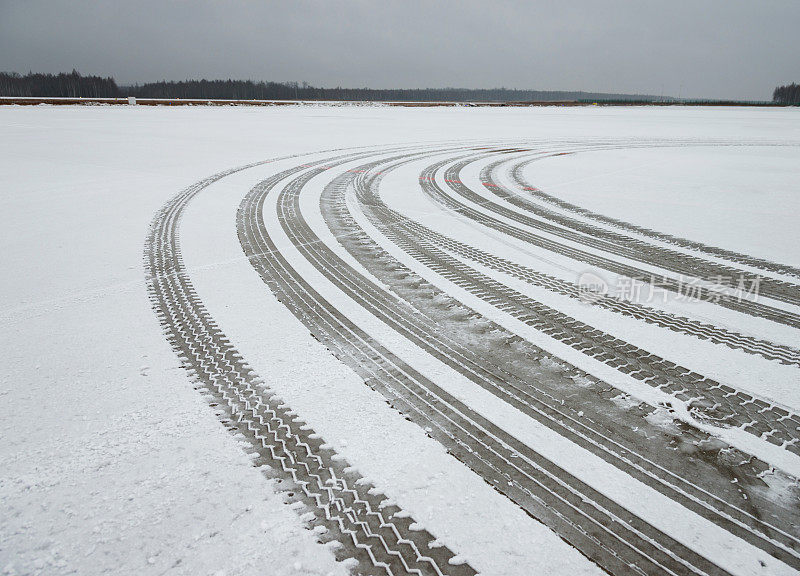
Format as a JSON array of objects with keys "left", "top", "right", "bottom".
[
  {"left": 145, "top": 153, "right": 474, "bottom": 576},
  {"left": 464, "top": 154, "right": 800, "bottom": 304},
  {"left": 505, "top": 150, "right": 800, "bottom": 280},
  {"left": 422, "top": 155, "right": 800, "bottom": 328},
  {"left": 239, "top": 146, "right": 800, "bottom": 575},
  {"left": 331, "top": 152, "right": 800, "bottom": 563}
]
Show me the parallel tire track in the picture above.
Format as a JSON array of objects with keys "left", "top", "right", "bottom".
[
  {"left": 399, "top": 169, "right": 800, "bottom": 452},
  {"left": 464, "top": 154, "right": 800, "bottom": 303},
  {"left": 401, "top": 214, "right": 800, "bottom": 366},
  {"left": 239, "top": 147, "right": 799, "bottom": 575},
  {"left": 145, "top": 155, "right": 474, "bottom": 576},
  {"left": 506, "top": 152, "right": 800, "bottom": 280},
  {"left": 421, "top": 157, "right": 800, "bottom": 328},
  {"left": 383, "top": 145, "right": 800, "bottom": 366},
  {"left": 328, "top": 153, "right": 800, "bottom": 565}
]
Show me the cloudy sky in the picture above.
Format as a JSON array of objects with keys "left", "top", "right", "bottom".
[{"left": 1, "top": 0, "right": 798, "bottom": 100}]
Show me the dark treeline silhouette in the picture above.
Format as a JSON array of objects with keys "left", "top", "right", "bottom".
[
  {"left": 0, "top": 70, "right": 120, "bottom": 97},
  {"left": 4, "top": 70, "right": 794, "bottom": 104},
  {"left": 773, "top": 83, "right": 800, "bottom": 105},
  {"left": 126, "top": 78, "right": 658, "bottom": 102},
  {"left": 1, "top": 70, "right": 663, "bottom": 102},
  {"left": 6, "top": 70, "right": 788, "bottom": 104}
]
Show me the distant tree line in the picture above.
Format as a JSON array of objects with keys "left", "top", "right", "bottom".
[
  {"left": 125, "top": 78, "right": 658, "bottom": 102},
  {"left": 1, "top": 70, "right": 667, "bottom": 102},
  {"left": 5, "top": 70, "right": 797, "bottom": 104},
  {"left": 0, "top": 70, "right": 120, "bottom": 97},
  {"left": 773, "top": 83, "right": 800, "bottom": 105}
]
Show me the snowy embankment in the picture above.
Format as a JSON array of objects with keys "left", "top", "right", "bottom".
[{"left": 1, "top": 104, "right": 799, "bottom": 575}]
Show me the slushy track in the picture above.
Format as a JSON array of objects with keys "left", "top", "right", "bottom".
[
  {"left": 423, "top": 155, "right": 800, "bottom": 328},
  {"left": 326, "top": 153, "right": 800, "bottom": 564},
  {"left": 504, "top": 152, "right": 800, "bottom": 280},
  {"left": 144, "top": 148, "right": 477, "bottom": 576},
  {"left": 239, "top": 152, "right": 734, "bottom": 576}
]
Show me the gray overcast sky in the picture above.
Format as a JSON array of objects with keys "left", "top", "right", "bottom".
[{"left": 1, "top": 1, "right": 798, "bottom": 100}]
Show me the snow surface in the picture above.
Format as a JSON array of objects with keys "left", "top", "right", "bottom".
[
  {"left": 2, "top": 104, "right": 799, "bottom": 575},
  {"left": 520, "top": 145, "right": 800, "bottom": 268}
]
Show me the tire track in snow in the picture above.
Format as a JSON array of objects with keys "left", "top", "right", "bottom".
[
  {"left": 461, "top": 155, "right": 800, "bottom": 305},
  {"left": 326, "top": 152, "right": 800, "bottom": 567},
  {"left": 390, "top": 147, "right": 800, "bottom": 366},
  {"left": 401, "top": 213, "right": 800, "bottom": 366},
  {"left": 407, "top": 156, "right": 800, "bottom": 454},
  {"left": 145, "top": 151, "right": 476, "bottom": 576},
  {"left": 505, "top": 151, "right": 800, "bottom": 280},
  {"left": 239, "top": 147, "right": 798, "bottom": 575},
  {"left": 422, "top": 155, "right": 800, "bottom": 328}
]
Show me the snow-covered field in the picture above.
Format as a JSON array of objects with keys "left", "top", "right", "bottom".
[{"left": 1, "top": 104, "right": 799, "bottom": 576}]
